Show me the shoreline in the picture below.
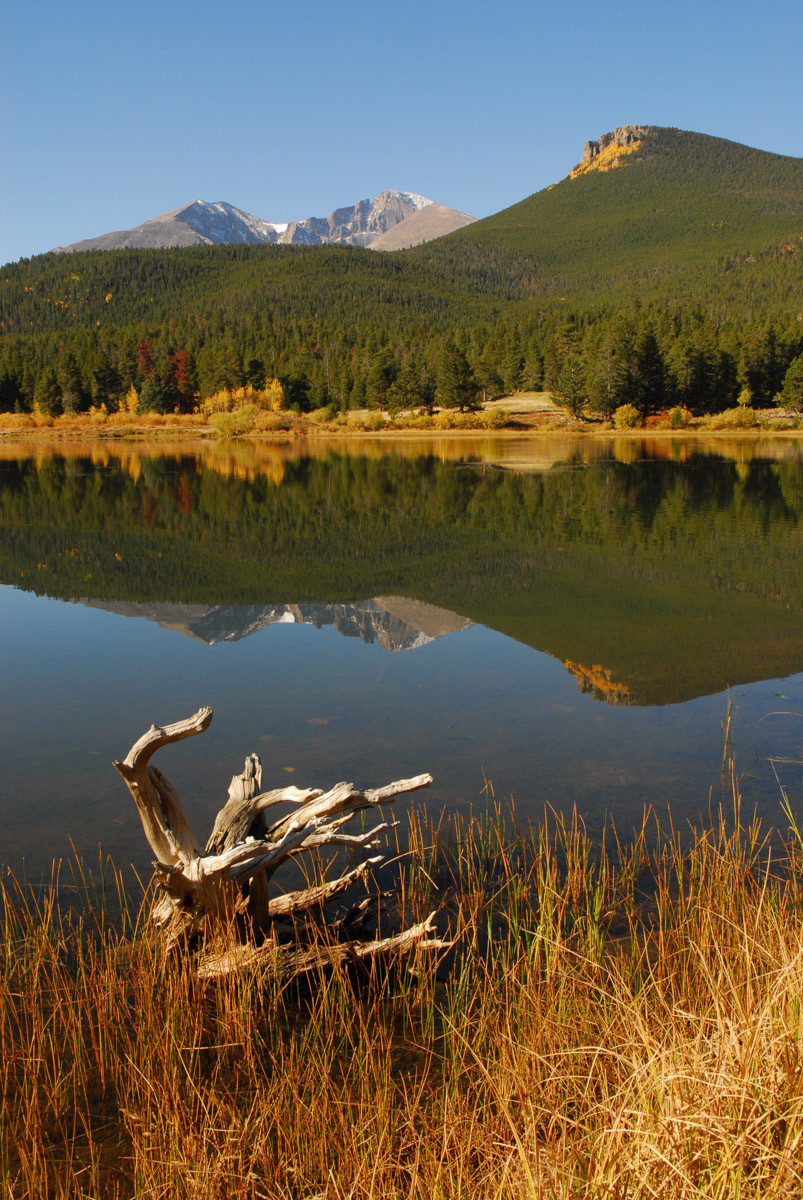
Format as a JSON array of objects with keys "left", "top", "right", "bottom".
[
  {"left": 2, "top": 390, "right": 800, "bottom": 443},
  {"left": 1, "top": 416, "right": 801, "bottom": 444}
]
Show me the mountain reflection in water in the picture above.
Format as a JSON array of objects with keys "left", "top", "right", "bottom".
[
  {"left": 84, "top": 597, "right": 472, "bottom": 653},
  {"left": 82, "top": 595, "right": 638, "bottom": 704},
  {"left": 0, "top": 437, "right": 800, "bottom": 874},
  {"left": 1, "top": 437, "right": 799, "bottom": 706}
]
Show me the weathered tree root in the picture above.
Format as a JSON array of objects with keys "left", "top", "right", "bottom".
[{"left": 114, "top": 706, "right": 449, "bottom": 978}]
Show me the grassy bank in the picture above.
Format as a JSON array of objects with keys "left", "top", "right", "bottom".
[
  {"left": 3, "top": 760, "right": 803, "bottom": 1198},
  {"left": 0, "top": 399, "right": 800, "bottom": 443}
]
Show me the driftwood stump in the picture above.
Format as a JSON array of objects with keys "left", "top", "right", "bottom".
[{"left": 114, "top": 706, "right": 447, "bottom": 979}]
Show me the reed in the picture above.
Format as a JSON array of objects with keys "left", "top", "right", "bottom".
[{"left": 2, "top": 773, "right": 802, "bottom": 1198}]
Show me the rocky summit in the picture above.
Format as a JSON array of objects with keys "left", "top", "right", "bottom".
[{"left": 54, "top": 190, "right": 474, "bottom": 253}]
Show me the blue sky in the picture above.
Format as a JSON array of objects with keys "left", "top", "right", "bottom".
[{"left": 2, "top": 0, "right": 801, "bottom": 265}]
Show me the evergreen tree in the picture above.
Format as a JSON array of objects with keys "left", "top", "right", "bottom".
[
  {"left": 631, "top": 327, "right": 667, "bottom": 417},
  {"left": 553, "top": 352, "right": 586, "bottom": 417},
  {"left": 245, "top": 358, "right": 266, "bottom": 389},
  {"left": 550, "top": 317, "right": 587, "bottom": 416},
  {"left": 501, "top": 344, "right": 524, "bottom": 392},
  {"left": 59, "top": 352, "right": 88, "bottom": 413},
  {"left": 34, "top": 367, "right": 62, "bottom": 416},
  {"left": 0, "top": 369, "right": 23, "bottom": 413},
  {"left": 779, "top": 352, "right": 803, "bottom": 408},
  {"left": 437, "top": 341, "right": 480, "bottom": 410},
  {"left": 474, "top": 356, "right": 504, "bottom": 403},
  {"left": 92, "top": 359, "right": 123, "bottom": 410},
  {"left": 349, "top": 375, "right": 367, "bottom": 409},
  {"left": 386, "top": 360, "right": 424, "bottom": 413},
  {"left": 139, "top": 371, "right": 173, "bottom": 413},
  {"left": 587, "top": 319, "right": 634, "bottom": 418},
  {"left": 521, "top": 346, "right": 544, "bottom": 391},
  {"left": 366, "top": 347, "right": 398, "bottom": 409}
]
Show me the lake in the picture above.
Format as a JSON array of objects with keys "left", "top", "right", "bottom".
[{"left": 0, "top": 434, "right": 800, "bottom": 879}]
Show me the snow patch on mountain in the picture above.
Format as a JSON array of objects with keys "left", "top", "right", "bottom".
[{"left": 398, "top": 191, "right": 436, "bottom": 211}]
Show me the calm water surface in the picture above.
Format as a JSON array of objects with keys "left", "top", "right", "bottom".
[{"left": 0, "top": 435, "right": 800, "bottom": 878}]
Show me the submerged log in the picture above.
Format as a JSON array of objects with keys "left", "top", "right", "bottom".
[{"left": 113, "top": 706, "right": 448, "bottom": 977}]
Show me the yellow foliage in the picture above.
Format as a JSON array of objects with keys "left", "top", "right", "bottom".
[
  {"left": 124, "top": 385, "right": 139, "bottom": 414},
  {"left": 705, "top": 406, "right": 758, "bottom": 430},
  {"left": 203, "top": 387, "right": 234, "bottom": 415},
  {"left": 201, "top": 380, "right": 286, "bottom": 417},
  {"left": 567, "top": 138, "right": 643, "bottom": 181},
  {"left": 564, "top": 660, "right": 631, "bottom": 704},
  {"left": 263, "top": 377, "right": 286, "bottom": 411},
  {"left": 479, "top": 407, "right": 510, "bottom": 429},
  {"left": 31, "top": 403, "right": 54, "bottom": 428},
  {"left": 614, "top": 403, "right": 641, "bottom": 429},
  {"left": 0, "top": 412, "right": 35, "bottom": 430}
]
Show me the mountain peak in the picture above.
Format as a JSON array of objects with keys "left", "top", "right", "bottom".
[
  {"left": 53, "top": 189, "right": 473, "bottom": 254},
  {"left": 568, "top": 125, "right": 653, "bottom": 180},
  {"left": 275, "top": 189, "right": 438, "bottom": 247},
  {"left": 445, "top": 124, "right": 803, "bottom": 300},
  {"left": 374, "top": 189, "right": 435, "bottom": 211}
]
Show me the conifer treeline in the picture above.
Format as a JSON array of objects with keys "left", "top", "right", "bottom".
[{"left": 0, "top": 243, "right": 801, "bottom": 415}]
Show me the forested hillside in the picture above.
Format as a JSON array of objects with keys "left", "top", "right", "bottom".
[
  {"left": 1, "top": 128, "right": 801, "bottom": 418},
  {"left": 443, "top": 127, "right": 803, "bottom": 302}
]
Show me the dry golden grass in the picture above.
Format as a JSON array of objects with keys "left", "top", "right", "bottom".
[{"left": 2, "top": 766, "right": 803, "bottom": 1198}]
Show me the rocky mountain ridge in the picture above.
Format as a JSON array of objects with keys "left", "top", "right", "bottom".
[
  {"left": 370, "top": 203, "right": 477, "bottom": 249},
  {"left": 54, "top": 191, "right": 475, "bottom": 254},
  {"left": 579, "top": 125, "right": 651, "bottom": 166}
]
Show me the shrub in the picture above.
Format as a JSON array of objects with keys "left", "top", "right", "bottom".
[
  {"left": 614, "top": 403, "right": 641, "bottom": 429},
  {"left": 434, "top": 411, "right": 484, "bottom": 430},
  {"left": 202, "top": 381, "right": 286, "bottom": 418},
  {"left": 211, "top": 407, "right": 258, "bottom": 438},
  {"left": 0, "top": 412, "right": 34, "bottom": 430},
  {"left": 31, "top": 405, "right": 54, "bottom": 428},
  {"left": 707, "top": 406, "right": 758, "bottom": 429},
  {"left": 480, "top": 408, "right": 510, "bottom": 429},
  {"left": 254, "top": 411, "right": 293, "bottom": 432}
]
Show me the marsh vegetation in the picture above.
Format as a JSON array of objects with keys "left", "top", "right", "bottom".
[{"left": 3, "top": 761, "right": 802, "bottom": 1198}]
